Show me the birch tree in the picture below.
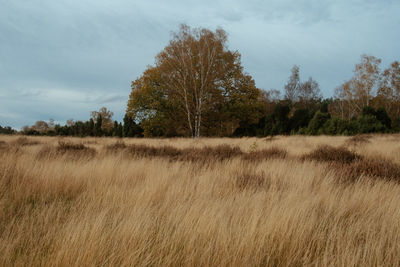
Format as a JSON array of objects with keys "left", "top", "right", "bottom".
[
  {"left": 127, "top": 24, "right": 262, "bottom": 137},
  {"left": 377, "top": 61, "right": 400, "bottom": 118},
  {"left": 154, "top": 25, "right": 229, "bottom": 137},
  {"left": 352, "top": 54, "right": 381, "bottom": 108},
  {"left": 284, "top": 65, "right": 300, "bottom": 104}
]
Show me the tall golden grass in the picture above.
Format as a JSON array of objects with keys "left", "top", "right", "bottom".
[{"left": 1, "top": 134, "right": 400, "bottom": 266}]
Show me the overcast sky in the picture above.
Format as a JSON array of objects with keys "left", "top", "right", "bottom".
[{"left": 1, "top": 0, "right": 399, "bottom": 129}]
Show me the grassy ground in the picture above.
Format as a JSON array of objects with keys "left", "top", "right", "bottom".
[{"left": 1, "top": 134, "right": 400, "bottom": 266}]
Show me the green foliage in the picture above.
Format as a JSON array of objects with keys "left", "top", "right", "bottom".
[
  {"left": 262, "top": 115, "right": 275, "bottom": 136},
  {"left": 94, "top": 115, "right": 103, "bottom": 137},
  {"left": 0, "top": 125, "right": 16, "bottom": 134},
  {"left": 322, "top": 117, "right": 347, "bottom": 135},
  {"left": 112, "top": 121, "right": 123, "bottom": 138},
  {"left": 290, "top": 108, "right": 314, "bottom": 132},
  {"left": 123, "top": 114, "right": 144, "bottom": 137},
  {"left": 307, "top": 111, "right": 331, "bottom": 135},
  {"left": 375, "top": 107, "right": 391, "bottom": 129},
  {"left": 356, "top": 115, "right": 385, "bottom": 133},
  {"left": 271, "top": 104, "right": 291, "bottom": 135},
  {"left": 392, "top": 117, "right": 400, "bottom": 132}
]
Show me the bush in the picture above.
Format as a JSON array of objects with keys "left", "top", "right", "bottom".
[
  {"left": 339, "top": 158, "right": 400, "bottom": 183},
  {"left": 182, "top": 145, "right": 242, "bottom": 162},
  {"left": 356, "top": 115, "right": 385, "bottom": 133},
  {"left": 375, "top": 107, "right": 391, "bottom": 130},
  {"left": 0, "top": 125, "right": 16, "bottom": 134},
  {"left": 271, "top": 104, "right": 291, "bottom": 135},
  {"left": 392, "top": 117, "right": 400, "bottom": 132},
  {"left": 345, "top": 135, "right": 372, "bottom": 147},
  {"left": 307, "top": 111, "right": 331, "bottom": 135},
  {"left": 242, "top": 147, "right": 287, "bottom": 161},
  {"left": 321, "top": 117, "right": 349, "bottom": 135},
  {"left": 56, "top": 141, "right": 96, "bottom": 159},
  {"left": 301, "top": 145, "right": 361, "bottom": 164},
  {"left": 105, "top": 140, "right": 127, "bottom": 151},
  {"left": 290, "top": 109, "right": 314, "bottom": 132}
]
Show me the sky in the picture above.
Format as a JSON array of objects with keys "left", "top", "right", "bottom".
[{"left": 0, "top": 0, "right": 399, "bottom": 129}]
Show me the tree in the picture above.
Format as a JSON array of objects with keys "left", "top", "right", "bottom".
[
  {"left": 112, "top": 121, "right": 123, "bottom": 137},
  {"left": 91, "top": 107, "right": 114, "bottom": 131},
  {"left": 0, "top": 125, "right": 16, "bottom": 134},
  {"left": 48, "top": 118, "right": 55, "bottom": 129},
  {"left": 271, "top": 104, "right": 291, "bottom": 135},
  {"left": 352, "top": 54, "right": 381, "bottom": 109},
  {"left": 290, "top": 108, "right": 314, "bottom": 132},
  {"left": 331, "top": 55, "right": 381, "bottom": 120},
  {"left": 66, "top": 119, "right": 75, "bottom": 127},
  {"left": 322, "top": 117, "right": 350, "bottom": 135},
  {"left": 94, "top": 115, "right": 103, "bottom": 137},
  {"left": 123, "top": 114, "right": 143, "bottom": 137},
  {"left": 375, "top": 107, "right": 391, "bottom": 130},
  {"left": 31, "top": 120, "right": 50, "bottom": 133},
  {"left": 377, "top": 61, "right": 400, "bottom": 119},
  {"left": 284, "top": 65, "right": 300, "bottom": 104},
  {"left": 298, "top": 77, "right": 322, "bottom": 108},
  {"left": 307, "top": 111, "right": 331, "bottom": 135},
  {"left": 127, "top": 24, "right": 263, "bottom": 137},
  {"left": 357, "top": 115, "right": 384, "bottom": 133}
]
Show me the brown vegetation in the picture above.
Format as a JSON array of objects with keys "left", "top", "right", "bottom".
[
  {"left": 1, "top": 135, "right": 400, "bottom": 266},
  {"left": 301, "top": 145, "right": 361, "bottom": 164},
  {"left": 13, "top": 136, "right": 41, "bottom": 146},
  {"left": 345, "top": 134, "right": 372, "bottom": 147},
  {"left": 105, "top": 142, "right": 286, "bottom": 163},
  {"left": 340, "top": 157, "right": 400, "bottom": 183},
  {"left": 302, "top": 144, "right": 400, "bottom": 183}
]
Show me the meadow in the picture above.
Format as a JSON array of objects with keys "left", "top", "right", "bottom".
[{"left": 1, "top": 134, "right": 400, "bottom": 266}]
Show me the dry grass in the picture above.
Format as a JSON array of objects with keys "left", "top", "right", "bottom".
[
  {"left": 1, "top": 135, "right": 400, "bottom": 266},
  {"left": 345, "top": 134, "right": 372, "bottom": 147}
]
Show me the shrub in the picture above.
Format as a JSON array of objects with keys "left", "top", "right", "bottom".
[
  {"left": 307, "top": 111, "right": 331, "bottom": 135},
  {"left": 118, "top": 143, "right": 285, "bottom": 163},
  {"left": 55, "top": 141, "right": 97, "bottom": 159},
  {"left": 290, "top": 109, "right": 314, "bottom": 132},
  {"left": 345, "top": 135, "right": 372, "bottom": 147},
  {"left": 242, "top": 147, "right": 287, "bottom": 161},
  {"left": 339, "top": 158, "right": 400, "bottom": 183},
  {"left": 375, "top": 107, "right": 391, "bottom": 130},
  {"left": 356, "top": 115, "right": 385, "bottom": 134},
  {"left": 126, "top": 144, "right": 181, "bottom": 159},
  {"left": 321, "top": 117, "right": 350, "bottom": 135},
  {"left": 301, "top": 145, "right": 361, "bottom": 164},
  {"left": 57, "top": 141, "right": 86, "bottom": 151},
  {"left": 182, "top": 145, "right": 242, "bottom": 162},
  {"left": 105, "top": 140, "right": 127, "bottom": 151}
]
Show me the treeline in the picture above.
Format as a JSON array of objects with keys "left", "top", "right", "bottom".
[
  {"left": 126, "top": 25, "right": 400, "bottom": 137},
  {"left": 0, "top": 125, "right": 16, "bottom": 135},
  {"left": 20, "top": 109, "right": 143, "bottom": 138}
]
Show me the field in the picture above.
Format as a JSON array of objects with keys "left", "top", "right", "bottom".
[{"left": 1, "top": 135, "right": 400, "bottom": 266}]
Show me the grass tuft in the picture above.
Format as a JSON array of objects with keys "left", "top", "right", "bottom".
[{"left": 235, "top": 169, "right": 268, "bottom": 190}]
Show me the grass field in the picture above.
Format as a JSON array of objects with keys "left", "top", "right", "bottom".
[{"left": 1, "top": 134, "right": 400, "bottom": 266}]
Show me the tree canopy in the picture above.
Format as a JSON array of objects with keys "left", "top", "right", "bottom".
[{"left": 127, "top": 24, "right": 264, "bottom": 137}]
